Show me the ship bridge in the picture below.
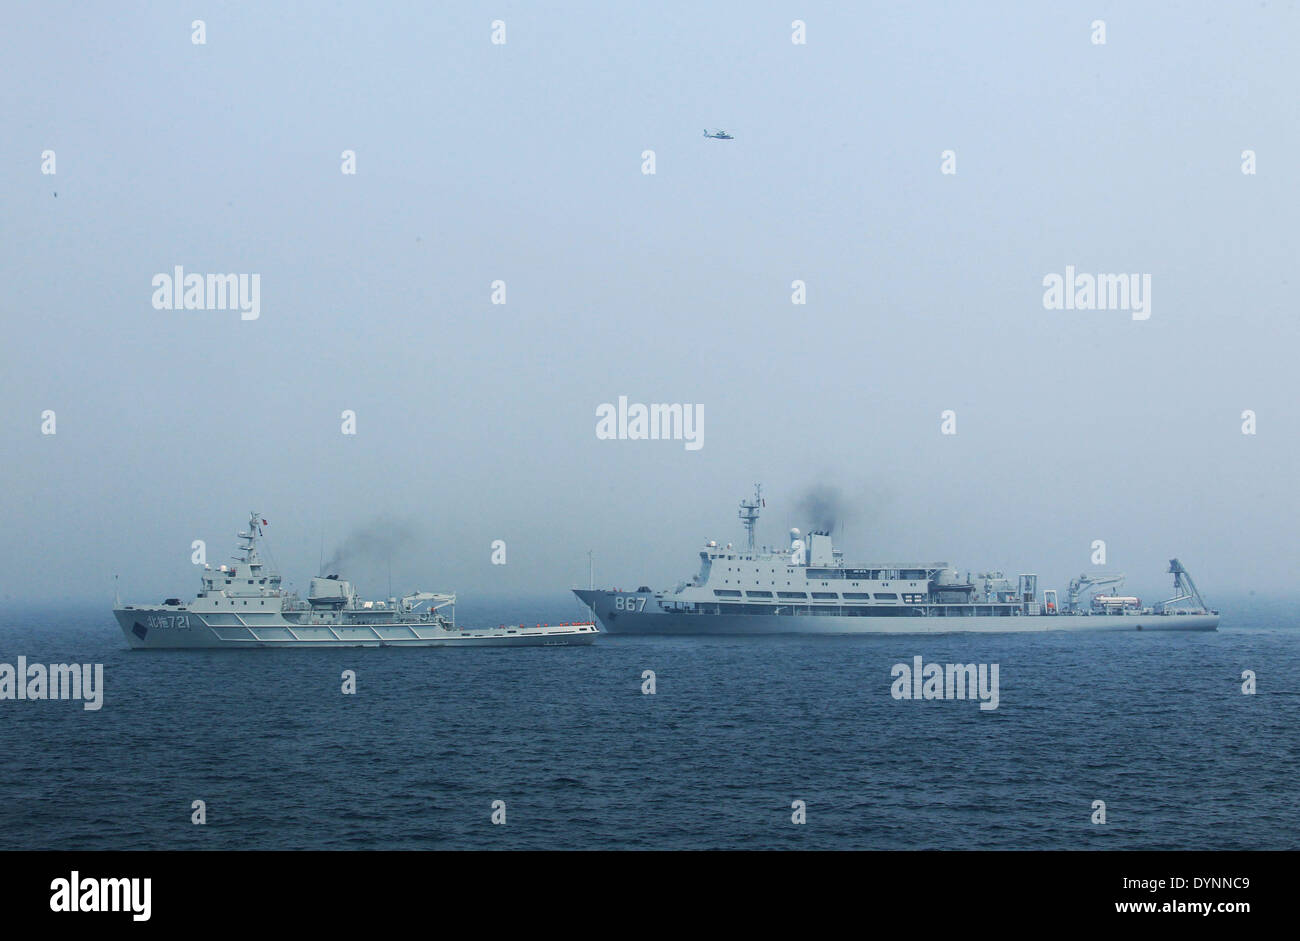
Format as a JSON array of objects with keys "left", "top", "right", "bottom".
[
  {"left": 675, "top": 486, "right": 974, "bottom": 610},
  {"left": 197, "top": 512, "right": 284, "bottom": 601}
]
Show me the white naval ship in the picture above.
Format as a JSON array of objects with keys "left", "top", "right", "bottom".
[
  {"left": 574, "top": 487, "right": 1219, "bottom": 635},
  {"left": 115, "top": 513, "right": 598, "bottom": 648}
]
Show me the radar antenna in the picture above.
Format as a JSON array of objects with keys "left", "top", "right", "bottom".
[{"left": 738, "top": 484, "right": 762, "bottom": 553}]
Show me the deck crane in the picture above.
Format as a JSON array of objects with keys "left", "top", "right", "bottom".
[
  {"left": 1066, "top": 572, "right": 1126, "bottom": 612},
  {"left": 1163, "top": 559, "right": 1210, "bottom": 613}
]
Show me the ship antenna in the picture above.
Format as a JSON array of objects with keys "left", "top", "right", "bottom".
[{"left": 739, "top": 484, "right": 762, "bottom": 553}]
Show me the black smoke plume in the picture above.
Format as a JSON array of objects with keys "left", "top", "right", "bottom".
[
  {"left": 794, "top": 484, "right": 858, "bottom": 534},
  {"left": 322, "top": 517, "right": 419, "bottom": 576}
]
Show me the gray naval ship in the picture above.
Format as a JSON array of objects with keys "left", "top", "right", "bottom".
[
  {"left": 574, "top": 487, "right": 1219, "bottom": 635},
  {"left": 115, "top": 513, "right": 597, "bottom": 648}
]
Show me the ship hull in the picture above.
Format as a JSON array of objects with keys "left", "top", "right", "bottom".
[
  {"left": 573, "top": 591, "right": 1218, "bottom": 635},
  {"left": 114, "top": 607, "right": 599, "bottom": 649}
]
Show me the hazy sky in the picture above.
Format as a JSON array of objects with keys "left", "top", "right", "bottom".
[{"left": 3, "top": 2, "right": 1297, "bottom": 605}]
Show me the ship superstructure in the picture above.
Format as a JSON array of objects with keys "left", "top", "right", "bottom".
[
  {"left": 574, "top": 486, "right": 1219, "bottom": 635},
  {"left": 115, "top": 513, "right": 597, "bottom": 648}
]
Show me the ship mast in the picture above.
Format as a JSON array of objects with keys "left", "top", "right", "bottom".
[
  {"left": 236, "top": 512, "right": 262, "bottom": 564},
  {"left": 738, "top": 484, "right": 762, "bottom": 553}
]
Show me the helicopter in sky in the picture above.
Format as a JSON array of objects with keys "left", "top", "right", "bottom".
[{"left": 702, "top": 128, "right": 734, "bottom": 140}]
